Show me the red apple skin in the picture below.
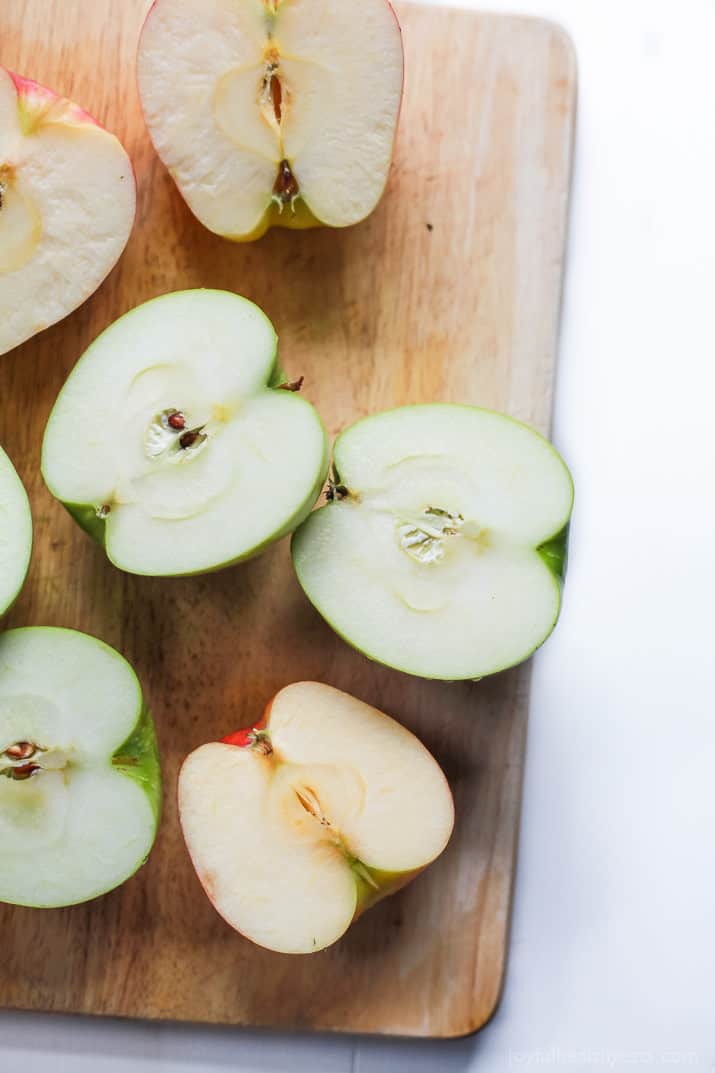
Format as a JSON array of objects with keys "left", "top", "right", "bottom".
[
  {"left": 181, "top": 686, "right": 452, "bottom": 948},
  {"left": 5, "top": 69, "right": 138, "bottom": 194},
  {"left": 6, "top": 70, "right": 99, "bottom": 128}
]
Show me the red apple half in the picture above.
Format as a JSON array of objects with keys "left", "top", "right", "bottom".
[
  {"left": 0, "top": 67, "right": 135, "bottom": 357},
  {"left": 137, "top": 0, "right": 404, "bottom": 241},
  {"left": 178, "top": 682, "right": 454, "bottom": 954}
]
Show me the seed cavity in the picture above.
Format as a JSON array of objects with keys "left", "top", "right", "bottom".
[
  {"left": 398, "top": 506, "right": 465, "bottom": 564},
  {"left": 145, "top": 408, "right": 209, "bottom": 463}
]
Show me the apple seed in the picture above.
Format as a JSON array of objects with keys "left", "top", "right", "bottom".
[
  {"left": 167, "top": 411, "right": 186, "bottom": 430},
  {"left": 5, "top": 741, "right": 36, "bottom": 760},
  {"left": 273, "top": 159, "right": 300, "bottom": 211},
  {"left": 278, "top": 376, "right": 304, "bottom": 393},
  {"left": 9, "top": 762, "right": 41, "bottom": 780},
  {"left": 179, "top": 425, "right": 207, "bottom": 451}
]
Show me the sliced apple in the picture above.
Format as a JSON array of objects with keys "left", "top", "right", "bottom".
[
  {"left": 292, "top": 404, "right": 574, "bottom": 681},
  {"left": 41, "top": 289, "right": 328, "bottom": 576},
  {"left": 179, "top": 681, "right": 454, "bottom": 954},
  {"left": 0, "top": 445, "right": 32, "bottom": 616},
  {"left": 0, "top": 627, "right": 160, "bottom": 908},
  {"left": 137, "top": 0, "right": 404, "bottom": 240},
  {"left": 0, "top": 67, "right": 135, "bottom": 357}
]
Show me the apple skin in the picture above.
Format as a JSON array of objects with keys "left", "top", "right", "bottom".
[
  {"left": 136, "top": 0, "right": 404, "bottom": 243},
  {"left": 7, "top": 70, "right": 100, "bottom": 131},
  {"left": 112, "top": 699, "right": 162, "bottom": 832}
]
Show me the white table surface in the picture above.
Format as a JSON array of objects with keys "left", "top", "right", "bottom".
[{"left": 3, "top": 0, "right": 714, "bottom": 1070}]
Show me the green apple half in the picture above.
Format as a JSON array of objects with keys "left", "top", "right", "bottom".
[
  {"left": 292, "top": 404, "right": 574, "bottom": 681},
  {"left": 41, "top": 289, "right": 328, "bottom": 576},
  {"left": 179, "top": 681, "right": 454, "bottom": 954},
  {"left": 0, "top": 445, "right": 32, "bottom": 616},
  {"left": 0, "top": 627, "right": 160, "bottom": 908}
]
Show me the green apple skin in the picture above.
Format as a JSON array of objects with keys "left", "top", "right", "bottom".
[
  {"left": 292, "top": 404, "right": 574, "bottom": 682},
  {"left": 111, "top": 698, "right": 162, "bottom": 833}
]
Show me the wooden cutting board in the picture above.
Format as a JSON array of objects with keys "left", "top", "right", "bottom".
[{"left": 0, "top": 0, "right": 575, "bottom": 1038}]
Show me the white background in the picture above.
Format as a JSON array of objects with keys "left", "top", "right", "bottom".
[{"left": 2, "top": 0, "right": 714, "bottom": 1070}]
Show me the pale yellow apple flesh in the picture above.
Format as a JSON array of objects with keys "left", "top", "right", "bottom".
[
  {"left": 178, "top": 682, "right": 454, "bottom": 954},
  {"left": 137, "top": 0, "right": 404, "bottom": 240},
  {"left": 0, "top": 67, "right": 135, "bottom": 357}
]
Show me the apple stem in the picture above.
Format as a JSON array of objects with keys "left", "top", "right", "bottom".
[
  {"left": 325, "top": 476, "right": 350, "bottom": 502},
  {"left": 277, "top": 376, "right": 304, "bottom": 393},
  {"left": 222, "top": 727, "right": 273, "bottom": 755}
]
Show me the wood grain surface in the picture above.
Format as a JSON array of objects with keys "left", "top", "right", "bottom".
[{"left": 0, "top": 0, "right": 576, "bottom": 1038}]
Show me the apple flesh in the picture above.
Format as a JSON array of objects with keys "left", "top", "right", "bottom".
[
  {"left": 137, "top": 0, "right": 403, "bottom": 241},
  {"left": 0, "top": 627, "right": 160, "bottom": 908},
  {"left": 41, "top": 289, "right": 328, "bottom": 576},
  {"left": 292, "top": 404, "right": 574, "bottom": 681},
  {"left": 0, "top": 67, "right": 135, "bottom": 356},
  {"left": 0, "top": 446, "right": 32, "bottom": 616},
  {"left": 179, "top": 681, "right": 454, "bottom": 954}
]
